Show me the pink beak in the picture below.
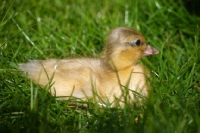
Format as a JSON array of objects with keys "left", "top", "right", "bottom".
[{"left": 143, "top": 44, "right": 159, "bottom": 56}]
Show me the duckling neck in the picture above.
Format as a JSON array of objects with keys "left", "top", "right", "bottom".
[{"left": 101, "top": 58, "right": 137, "bottom": 72}]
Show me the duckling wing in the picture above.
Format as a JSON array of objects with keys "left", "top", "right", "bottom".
[{"left": 19, "top": 58, "right": 102, "bottom": 98}]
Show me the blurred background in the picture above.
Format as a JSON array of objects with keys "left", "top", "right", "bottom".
[{"left": 0, "top": 0, "right": 200, "bottom": 132}]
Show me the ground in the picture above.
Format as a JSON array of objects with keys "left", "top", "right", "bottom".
[{"left": 0, "top": 0, "right": 200, "bottom": 132}]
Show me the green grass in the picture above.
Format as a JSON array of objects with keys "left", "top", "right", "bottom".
[{"left": 0, "top": 0, "right": 200, "bottom": 132}]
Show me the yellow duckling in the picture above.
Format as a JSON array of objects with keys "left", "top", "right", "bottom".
[{"left": 19, "top": 27, "right": 159, "bottom": 106}]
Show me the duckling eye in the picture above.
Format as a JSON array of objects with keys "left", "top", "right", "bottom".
[
  {"left": 135, "top": 39, "right": 141, "bottom": 46},
  {"left": 126, "top": 39, "right": 142, "bottom": 47}
]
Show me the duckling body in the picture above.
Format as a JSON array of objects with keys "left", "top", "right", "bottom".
[{"left": 19, "top": 27, "right": 159, "bottom": 106}]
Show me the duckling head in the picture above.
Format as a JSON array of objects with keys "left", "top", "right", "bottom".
[{"left": 102, "top": 27, "right": 159, "bottom": 71}]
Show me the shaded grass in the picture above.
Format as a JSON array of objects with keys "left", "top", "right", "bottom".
[{"left": 0, "top": 0, "right": 200, "bottom": 132}]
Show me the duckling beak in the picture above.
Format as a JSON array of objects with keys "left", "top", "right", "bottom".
[{"left": 143, "top": 44, "right": 159, "bottom": 56}]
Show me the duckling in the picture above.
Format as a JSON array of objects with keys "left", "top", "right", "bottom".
[{"left": 19, "top": 27, "right": 159, "bottom": 106}]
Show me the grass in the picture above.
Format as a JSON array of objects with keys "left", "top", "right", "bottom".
[{"left": 0, "top": 0, "right": 200, "bottom": 132}]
